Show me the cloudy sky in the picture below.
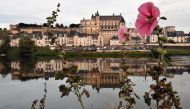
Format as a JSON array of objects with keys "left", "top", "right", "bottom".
[{"left": 0, "top": 0, "right": 190, "bottom": 32}]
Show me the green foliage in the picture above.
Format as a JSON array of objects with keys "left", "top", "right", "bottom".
[
  {"left": 59, "top": 85, "right": 72, "bottom": 97},
  {"left": 55, "top": 71, "right": 68, "bottom": 80},
  {"left": 158, "top": 36, "right": 167, "bottom": 43},
  {"left": 17, "top": 23, "right": 42, "bottom": 28},
  {"left": 0, "top": 38, "right": 10, "bottom": 54},
  {"left": 119, "top": 79, "right": 139, "bottom": 108},
  {"left": 158, "top": 36, "right": 176, "bottom": 45},
  {"left": 19, "top": 37, "right": 35, "bottom": 57},
  {"left": 6, "top": 47, "right": 20, "bottom": 59},
  {"left": 150, "top": 48, "right": 171, "bottom": 65},
  {"left": 167, "top": 49, "right": 190, "bottom": 55},
  {"left": 0, "top": 30, "right": 10, "bottom": 54},
  {"left": 160, "top": 16, "right": 167, "bottom": 20},
  {"left": 125, "top": 51, "right": 149, "bottom": 58},
  {"left": 46, "top": 3, "right": 61, "bottom": 27},
  {"left": 32, "top": 47, "right": 58, "bottom": 58},
  {"left": 150, "top": 48, "right": 159, "bottom": 59}
]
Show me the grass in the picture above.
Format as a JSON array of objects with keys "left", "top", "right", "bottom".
[
  {"left": 6, "top": 47, "right": 59, "bottom": 60},
  {"left": 4, "top": 48, "right": 190, "bottom": 60},
  {"left": 167, "top": 49, "right": 190, "bottom": 55},
  {"left": 32, "top": 47, "right": 59, "bottom": 59},
  {"left": 64, "top": 51, "right": 150, "bottom": 58}
]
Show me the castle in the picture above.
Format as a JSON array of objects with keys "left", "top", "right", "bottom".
[{"left": 80, "top": 11, "right": 125, "bottom": 45}]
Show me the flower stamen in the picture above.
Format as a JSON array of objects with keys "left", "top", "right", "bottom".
[{"left": 147, "top": 16, "right": 153, "bottom": 23}]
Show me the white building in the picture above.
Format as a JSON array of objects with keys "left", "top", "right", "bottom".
[
  {"left": 10, "top": 31, "right": 104, "bottom": 47},
  {"left": 149, "top": 31, "right": 190, "bottom": 43},
  {"left": 10, "top": 37, "right": 20, "bottom": 47}
]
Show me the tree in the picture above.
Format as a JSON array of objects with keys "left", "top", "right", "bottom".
[
  {"left": 69, "top": 23, "right": 80, "bottom": 28},
  {"left": 60, "top": 24, "right": 64, "bottom": 28},
  {"left": 0, "top": 30, "right": 10, "bottom": 54},
  {"left": 0, "top": 38, "right": 10, "bottom": 54},
  {"left": 55, "top": 23, "right": 60, "bottom": 28},
  {"left": 17, "top": 23, "right": 42, "bottom": 28},
  {"left": 19, "top": 37, "right": 35, "bottom": 57},
  {"left": 43, "top": 23, "right": 48, "bottom": 27}
]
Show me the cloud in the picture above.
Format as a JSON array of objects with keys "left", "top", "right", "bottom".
[
  {"left": 0, "top": 0, "right": 190, "bottom": 32},
  {"left": 157, "top": 0, "right": 190, "bottom": 32}
]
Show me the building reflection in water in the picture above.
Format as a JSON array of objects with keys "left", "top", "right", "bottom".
[{"left": 8, "top": 58, "right": 190, "bottom": 90}]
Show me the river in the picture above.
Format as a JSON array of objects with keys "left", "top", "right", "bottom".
[{"left": 0, "top": 56, "right": 190, "bottom": 109}]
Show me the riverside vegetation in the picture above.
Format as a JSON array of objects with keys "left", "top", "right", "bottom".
[{"left": 4, "top": 47, "right": 190, "bottom": 59}]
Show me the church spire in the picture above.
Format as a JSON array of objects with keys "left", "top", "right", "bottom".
[
  {"left": 95, "top": 10, "right": 99, "bottom": 16},
  {"left": 91, "top": 14, "right": 94, "bottom": 18}
]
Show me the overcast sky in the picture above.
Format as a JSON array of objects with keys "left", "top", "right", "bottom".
[{"left": 0, "top": 0, "right": 190, "bottom": 32}]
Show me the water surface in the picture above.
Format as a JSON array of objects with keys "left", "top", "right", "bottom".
[{"left": 0, "top": 57, "right": 190, "bottom": 109}]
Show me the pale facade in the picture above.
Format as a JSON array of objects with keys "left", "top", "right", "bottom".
[
  {"left": 73, "top": 34, "right": 103, "bottom": 46},
  {"left": 10, "top": 38, "right": 20, "bottom": 47},
  {"left": 80, "top": 11, "right": 125, "bottom": 45},
  {"left": 10, "top": 33, "right": 104, "bottom": 47},
  {"left": 167, "top": 36, "right": 188, "bottom": 43},
  {"left": 149, "top": 34, "right": 164, "bottom": 43},
  {"left": 149, "top": 33, "right": 189, "bottom": 43},
  {"left": 164, "top": 26, "right": 176, "bottom": 32}
]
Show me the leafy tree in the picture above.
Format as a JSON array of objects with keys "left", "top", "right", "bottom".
[
  {"left": 46, "top": 3, "right": 61, "bottom": 27},
  {"left": 60, "top": 24, "right": 64, "bottom": 28},
  {"left": 55, "top": 23, "right": 60, "bottom": 28},
  {"left": 17, "top": 23, "right": 42, "bottom": 28},
  {"left": 0, "top": 30, "right": 10, "bottom": 54},
  {"left": 42, "top": 23, "right": 48, "bottom": 27},
  {"left": 19, "top": 37, "right": 35, "bottom": 57},
  {"left": 0, "top": 38, "right": 10, "bottom": 54}
]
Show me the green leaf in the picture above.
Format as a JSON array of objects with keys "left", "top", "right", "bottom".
[
  {"left": 160, "top": 17, "right": 167, "bottom": 20},
  {"left": 150, "top": 48, "right": 159, "bottom": 59},
  {"left": 59, "top": 85, "right": 71, "bottom": 97},
  {"left": 158, "top": 36, "right": 167, "bottom": 43}
]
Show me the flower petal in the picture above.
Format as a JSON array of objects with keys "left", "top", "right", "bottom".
[
  {"left": 151, "top": 6, "right": 160, "bottom": 18},
  {"left": 138, "top": 2, "right": 154, "bottom": 16},
  {"left": 118, "top": 26, "right": 128, "bottom": 41}
]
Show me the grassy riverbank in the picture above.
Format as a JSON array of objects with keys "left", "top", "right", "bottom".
[
  {"left": 63, "top": 51, "right": 149, "bottom": 58},
  {"left": 6, "top": 47, "right": 59, "bottom": 60},
  {"left": 4, "top": 48, "right": 190, "bottom": 59},
  {"left": 167, "top": 49, "right": 190, "bottom": 56}
]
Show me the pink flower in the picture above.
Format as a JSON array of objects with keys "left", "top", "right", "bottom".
[
  {"left": 135, "top": 2, "right": 160, "bottom": 37},
  {"left": 118, "top": 26, "right": 131, "bottom": 42}
]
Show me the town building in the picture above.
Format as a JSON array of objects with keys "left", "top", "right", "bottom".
[
  {"left": 80, "top": 11, "right": 125, "bottom": 45},
  {"left": 149, "top": 26, "right": 190, "bottom": 43},
  {"left": 149, "top": 31, "right": 190, "bottom": 43},
  {"left": 10, "top": 30, "right": 104, "bottom": 47}
]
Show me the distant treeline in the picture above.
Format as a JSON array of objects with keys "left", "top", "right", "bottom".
[
  {"left": 16, "top": 23, "right": 80, "bottom": 28},
  {"left": 17, "top": 23, "right": 42, "bottom": 28}
]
